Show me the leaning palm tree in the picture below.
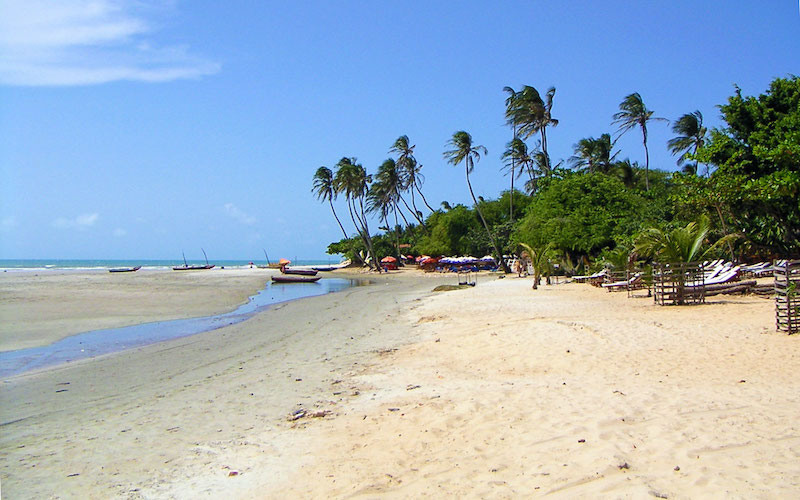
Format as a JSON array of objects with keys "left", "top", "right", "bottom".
[
  {"left": 376, "top": 158, "right": 413, "bottom": 228},
  {"left": 367, "top": 174, "right": 400, "bottom": 258},
  {"left": 443, "top": 131, "right": 510, "bottom": 273},
  {"left": 312, "top": 166, "right": 349, "bottom": 240},
  {"left": 505, "top": 85, "right": 558, "bottom": 172},
  {"left": 612, "top": 92, "right": 667, "bottom": 191},
  {"left": 333, "top": 157, "right": 381, "bottom": 272},
  {"left": 501, "top": 137, "right": 531, "bottom": 223},
  {"left": 390, "top": 135, "right": 435, "bottom": 215},
  {"left": 668, "top": 110, "right": 708, "bottom": 176}
]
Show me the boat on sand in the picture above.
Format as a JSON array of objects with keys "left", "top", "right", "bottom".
[
  {"left": 281, "top": 267, "right": 318, "bottom": 276},
  {"left": 109, "top": 266, "right": 141, "bottom": 273},
  {"left": 272, "top": 275, "right": 321, "bottom": 283},
  {"left": 173, "top": 249, "right": 215, "bottom": 271}
]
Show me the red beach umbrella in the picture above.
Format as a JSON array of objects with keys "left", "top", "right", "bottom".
[{"left": 381, "top": 256, "right": 397, "bottom": 263}]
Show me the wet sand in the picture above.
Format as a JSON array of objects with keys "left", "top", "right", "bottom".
[{"left": 1, "top": 269, "right": 798, "bottom": 498}]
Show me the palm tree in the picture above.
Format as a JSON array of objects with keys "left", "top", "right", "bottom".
[
  {"left": 518, "top": 242, "right": 554, "bottom": 289},
  {"left": 569, "top": 134, "right": 617, "bottom": 173},
  {"left": 501, "top": 137, "right": 531, "bottom": 223},
  {"left": 635, "top": 215, "right": 739, "bottom": 304},
  {"left": 390, "top": 135, "right": 435, "bottom": 215},
  {"left": 611, "top": 158, "right": 637, "bottom": 188},
  {"left": 505, "top": 85, "right": 558, "bottom": 172},
  {"left": 634, "top": 215, "right": 738, "bottom": 264},
  {"left": 312, "top": 166, "right": 349, "bottom": 240},
  {"left": 443, "top": 131, "right": 510, "bottom": 273},
  {"left": 612, "top": 92, "right": 667, "bottom": 191},
  {"left": 668, "top": 110, "right": 708, "bottom": 176},
  {"left": 333, "top": 157, "right": 381, "bottom": 272},
  {"left": 367, "top": 172, "right": 400, "bottom": 258}
]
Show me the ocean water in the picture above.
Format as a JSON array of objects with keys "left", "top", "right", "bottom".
[{"left": 0, "top": 258, "right": 342, "bottom": 272}]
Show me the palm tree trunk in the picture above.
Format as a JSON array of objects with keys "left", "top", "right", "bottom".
[
  {"left": 398, "top": 191, "right": 425, "bottom": 227},
  {"left": 642, "top": 126, "right": 650, "bottom": 191},
  {"left": 466, "top": 165, "right": 510, "bottom": 273},
  {"left": 415, "top": 183, "right": 436, "bottom": 213},
  {"left": 329, "top": 198, "right": 349, "bottom": 239},
  {"left": 510, "top": 125, "right": 516, "bottom": 224},
  {"left": 409, "top": 186, "right": 422, "bottom": 222},
  {"left": 358, "top": 196, "right": 382, "bottom": 272},
  {"left": 345, "top": 198, "right": 367, "bottom": 268},
  {"left": 393, "top": 201, "right": 401, "bottom": 258},
  {"left": 540, "top": 127, "right": 550, "bottom": 172}
]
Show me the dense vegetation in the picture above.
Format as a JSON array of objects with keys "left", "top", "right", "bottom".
[{"left": 316, "top": 76, "right": 800, "bottom": 272}]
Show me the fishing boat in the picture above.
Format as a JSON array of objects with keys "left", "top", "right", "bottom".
[
  {"left": 271, "top": 275, "right": 321, "bottom": 283},
  {"left": 173, "top": 249, "right": 215, "bottom": 271},
  {"left": 257, "top": 249, "right": 282, "bottom": 269},
  {"left": 281, "top": 267, "right": 318, "bottom": 276},
  {"left": 312, "top": 259, "right": 351, "bottom": 272},
  {"left": 109, "top": 266, "right": 141, "bottom": 273}
]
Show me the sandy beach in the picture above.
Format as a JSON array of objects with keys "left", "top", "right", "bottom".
[{"left": 1, "top": 269, "right": 798, "bottom": 498}]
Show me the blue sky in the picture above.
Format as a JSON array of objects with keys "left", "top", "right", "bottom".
[{"left": 1, "top": 1, "right": 798, "bottom": 260}]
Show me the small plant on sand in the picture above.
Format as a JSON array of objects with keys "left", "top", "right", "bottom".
[{"left": 518, "top": 242, "right": 554, "bottom": 289}]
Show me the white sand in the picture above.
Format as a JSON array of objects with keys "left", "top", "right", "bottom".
[{"left": 1, "top": 270, "right": 798, "bottom": 498}]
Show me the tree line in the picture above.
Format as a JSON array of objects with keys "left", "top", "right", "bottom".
[{"left": 313, "top": 76, "right": 800, "bottom": 272}]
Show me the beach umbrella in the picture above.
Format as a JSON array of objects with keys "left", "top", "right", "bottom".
[
  {"left": 381, "top": 256, "right": 397, "bottom": 263},
  {"left": 279, "top": 258, "right": 291, "bottom": 265}
]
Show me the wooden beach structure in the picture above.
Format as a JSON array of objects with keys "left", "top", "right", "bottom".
[
  {"left": 653, "top": 262, "right": 706, "bottom": 306},
  {"left": 775, "top": 260, "right": 800, "bottom": 334}
]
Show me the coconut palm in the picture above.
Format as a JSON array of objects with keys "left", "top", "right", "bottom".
[
  {"left": 668, "top": 110, "right": 708, "bottom": 176},
  {"left": 390, "top": 135, "right": 435, "bottom": 215},
  {"left": 569, "top": 134, "right": 617, "bottom": 173},
  {"left": 333, "top": 157, "right": 381, "bottom": 271},
  {"left": 312, "top": 166, "right": 349, "bottom": 240},
  {"left": 443, "top": 131, "right": 510, "bottom": 272},
  {"left": 612, "top": 92, "right": 667, "bottom": 191},
  {"left": 501, "top": 137, "right": 531, "bottom": 223},
  {"left": 505, "top": 85, "right": 558, "bottom": 172}
]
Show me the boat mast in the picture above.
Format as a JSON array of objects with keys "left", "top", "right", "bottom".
[
  {"left": 263, "top": 249, "right": 271, "bottom": 265},
  {"left": 182, "top": 251, "right": 187, "bottom": 267},
  {"left": 201, "top": 248, "right": 209, "bottom": 266}
]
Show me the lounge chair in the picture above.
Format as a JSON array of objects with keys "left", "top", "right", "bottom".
[
  {"left": 686, "top": 266, "right": 741, "bottom": 287},
  {"left": 601, "top": 272, "right": 643, "bottom": 291}
]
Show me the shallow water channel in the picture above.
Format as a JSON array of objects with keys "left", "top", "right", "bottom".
[{"left": 0, "top": 278, "right": 368, "bottom": 378}]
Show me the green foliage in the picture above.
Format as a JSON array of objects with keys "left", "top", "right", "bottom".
[
  {"left": 513, "top": 172, "right": 669, "bottom": 261},
  {"left": 693, "top": 76, "right": 800, "bottom": 257}
]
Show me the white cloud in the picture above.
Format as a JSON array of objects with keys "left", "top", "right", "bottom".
[
  {"left": 53, "top": 212, "right": 99, "bottom": 229},
  {"left": 0, "top": 0, "right": 220, "bottom": 86},
  {"left": 113, "top": 227, "right": 127, "bottom": 237},
  {"left": 223, "top": 203, "right": 256, "bottom": 225}
]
